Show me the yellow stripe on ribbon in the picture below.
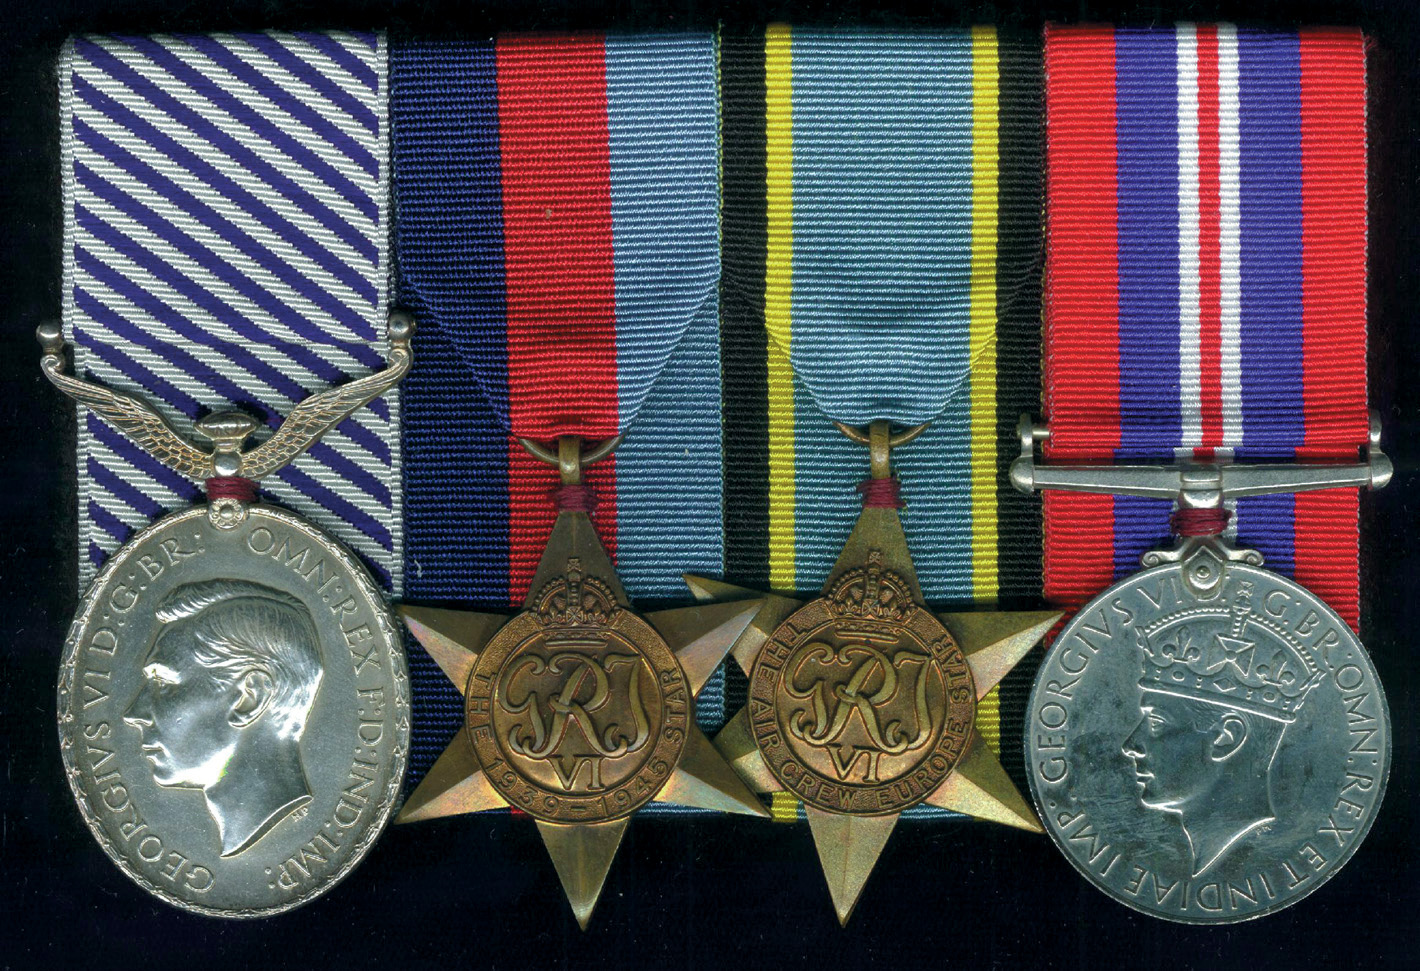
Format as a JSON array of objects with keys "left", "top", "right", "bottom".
[
  {"left": 765, "top": 23, "right": 796, "bottom": 592},
  {"left": 970, "top": 26, "right": 1003, "bottom": 754},
  {"left": 769, "top": 791, "right": 801, "bottom": 822},
  {"left": 760, "top": 27, "right": 1007, "bottom": 803}
]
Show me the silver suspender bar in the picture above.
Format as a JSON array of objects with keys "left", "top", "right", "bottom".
[{"left": 1009, "top": 412, "right": 1392, "bottom": 509}]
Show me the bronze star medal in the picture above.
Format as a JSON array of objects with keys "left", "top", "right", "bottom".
[
  {"left": 693, "top": 422, "right": 1061, "bottom": 924},
  {"left": 396, "top": 437, "right": 768, "bottom": 927}
]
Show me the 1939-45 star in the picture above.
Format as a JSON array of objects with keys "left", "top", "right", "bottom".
[{"left": 397, "top": 503, "right": 768, "bottom": 928}]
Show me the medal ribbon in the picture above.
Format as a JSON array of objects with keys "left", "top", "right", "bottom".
[
  {"left": 392, "top": 35, "right": 725, "bottom": 788},
  {"left": 60, "top": 33, "right": 399, "bottom": 587},
  {"left": 720, "top": 26, "right": 1044, "bottom": 819},
  {"left": 1043, "top": 25, "right": 1369, "bottom": 628}
]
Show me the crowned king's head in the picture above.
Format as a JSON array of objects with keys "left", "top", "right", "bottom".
[{"left": 1134, "top": 584, "right": 1322, "bottom": 723}]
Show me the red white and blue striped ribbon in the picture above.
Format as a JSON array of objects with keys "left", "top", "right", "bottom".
[
  {"left": 1043, "top": 25, "right": 1369, "bottom": 628},
  {"left": 60, "top": 32, "right": 399, "bottom": 589},
  {"left": 391, "top": 35, "right": 725, "bottom": 786}
]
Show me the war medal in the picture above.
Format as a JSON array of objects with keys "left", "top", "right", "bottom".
[
  {"left": 45, "top": 314, "right": 412, "bottom": 917},
  {"left": 1016, "top": 422, "right": 1391, "bottom": 922},
  {"left": 1025, "top": 25, "right": 1388, "bottom": 922}
]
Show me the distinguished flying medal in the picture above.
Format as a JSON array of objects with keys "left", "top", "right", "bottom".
[
  {"left": 706, "top": 26, "right": 1058, "bottom": 924},
  {"left": 1022, "top": 25, "right": 1389, "bottom": 922},
  {"left": 50, "top": 31, "right": 408, "bottom": 917},
  {"left": 43, "top": 314, "right": 413, "bottom": 917},
  {"left": 387, "top": 33, "right": 765, "bottom": 928}
]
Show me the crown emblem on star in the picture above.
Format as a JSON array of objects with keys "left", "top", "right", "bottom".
[
  {"left": 534, "top": 558, "right": 618, "bottom": 636},
  {"left": 827, "top": 550, "right": 916, "bottom": 628},
  {"left": 1135, "top": 585, "right": 1322, "bottom": 722}
]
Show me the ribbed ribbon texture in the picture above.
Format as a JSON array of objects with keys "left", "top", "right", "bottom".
[
  {"left": 720, "top": 26, "right": 1044, "bottom": 820},
  {"left": 1043, "top": 25, "right": 1368, "bottom": 629},
  {"left": 60, "top": 32, "right": 400, "bottom": 589},
  {"left": 392, "top": 35, "right": 726, "bottom": 800}
]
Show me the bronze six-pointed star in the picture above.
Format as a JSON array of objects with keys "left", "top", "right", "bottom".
[
  {"left": 398, "top": 504, "right": 768, "bottom": 928},
  {"left": 691, "top": 424, "right": 1060, "bottom": 924}
]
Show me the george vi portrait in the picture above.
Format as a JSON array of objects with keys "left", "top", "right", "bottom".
[
  {"left": 124, "top": 580, "right": 325, "bottom": 857},
  {"left": 1122, "top": 620, "right": 1320, "bottom": 878}
]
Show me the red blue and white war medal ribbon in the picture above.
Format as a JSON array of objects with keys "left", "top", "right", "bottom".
[{"left": 1043, "top": 24, "right": 1370, "bottom": 625}]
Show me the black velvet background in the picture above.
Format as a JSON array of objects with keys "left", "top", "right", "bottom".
[{"left": 1, "top": 2, "right": 1414, "bottom": 967}]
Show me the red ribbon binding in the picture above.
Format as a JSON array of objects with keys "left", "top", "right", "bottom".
[
  {"left": 857, "top": 478, "right": 905, "bottom": 510},
  {"left": 205, "top": 476, "right": 258, "bottom": 504}
]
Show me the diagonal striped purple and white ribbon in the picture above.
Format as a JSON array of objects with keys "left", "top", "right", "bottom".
[{"left": 60, "top": 31, "right": 400, "bottom": 590}]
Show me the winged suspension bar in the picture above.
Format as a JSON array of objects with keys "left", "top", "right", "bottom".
[{"left": 37, "top": 312, "right": 414, "bottom": 483}]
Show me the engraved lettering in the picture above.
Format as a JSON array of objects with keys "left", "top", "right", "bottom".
[
  {"left": 1140, "top": 575, "right": 1184, "bottom": 610},
  {"left": 110, "top": 585, "right": 137, "bottom": 612},
  {"left": 82, "top": 673, "right": 111, "bottom": 710},
  {"left": 159, "top": 536, "right": 200, "bottom": 566},
  {"left": 1342, "top": 689, "right": 1374, "bottom": 723},
  {"left": 1318, "top": 814, "right": 1354, "bottom": 847},
  {"left": 1194, "top": 882, "right": 1222, "bottom": 912},
  {"left": 1038, "top": 754, "right": 1067, "bottom": 784},
  {"left": 88, "top": 628, "right": 118, "bottom": 656},
  {"left": 246, "top": 526, "right": 275, "bottom": 553},
  {"left": 1334, "top": 664, "right": 1365, "bottom": 692},
  {"left": 1263, "top": 589, "right": 1292, "bottom": 618},
  {"left": 268, "top": 535, "right": 313, "bottom": 573},
  {"left": 1340, "top": 770, "right": 1375, "bottom": 799},
  {"left": 1074, "top": 607, "right": 1114, "bottom": 650},
  {"left": 1150, "top": 873, "right": 1180, "bottom": 906},
  {"left": 1059, "top": 646, "right": 1091, "bottom": 674},
  {"left": 1227, "top": 877, "right": 1258, "bottom": 908},
  {"left": 1123, "top": 865, "right": 1147, "bottom": 896},
  {"left": 1348, "top": 725, "right": 1380, "bottom": 755},
  {"left": 1299, "top": 843, "right": 1327, "bottom": 871},
  {"left": 185, "top": 866, "right": 213, "bottom": 893}
]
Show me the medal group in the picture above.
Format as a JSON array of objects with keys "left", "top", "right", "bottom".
[{"left": 47, "top": 24, "right": 1391, "bottom": 928}]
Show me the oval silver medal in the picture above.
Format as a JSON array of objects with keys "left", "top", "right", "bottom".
[
  {"left": 60, "top": 504, "right": 408, "bottom": 916},
  {"left": 42, "top": 315, "right": 412, "bottom": 917}
]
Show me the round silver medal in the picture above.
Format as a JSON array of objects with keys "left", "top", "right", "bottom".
[
  {"left": 1026, "top": 538, "right": 1389, "bottom": 923},
  {"left": 59, "top": 503, "right": 409, "bottom": 917}
]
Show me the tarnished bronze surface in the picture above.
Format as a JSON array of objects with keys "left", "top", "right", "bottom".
[
  {"left": 698, "top": 420, "right": 1061, "bottom": 924},
  {"left": 397, "top": 437, "right": 767, "bottom": 928},
  {"left": 469, "top": 559, "right": 690, "bottom": 822},
  {"left": 750, "top": 552, "right": 975, "bottom": 815}
]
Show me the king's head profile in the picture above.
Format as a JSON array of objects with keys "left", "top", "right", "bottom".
[
  {"left": 123, "top": 579, "right": 325, "bottom": 857},
  {"left": 1121, "top": 585, "right": 1322, "bottom": 876}
]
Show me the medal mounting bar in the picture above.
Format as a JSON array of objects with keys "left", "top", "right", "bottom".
[
  {"left": 1009, "top": 412, "right": 1391, "bottom": 510},
  {"left": 37, "top": 312, "right": 414, "bottom": 484}
]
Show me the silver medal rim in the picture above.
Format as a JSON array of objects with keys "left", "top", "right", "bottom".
[
  {"left": 57, "top": 503, "right": 411, "bottom": 919},
  {"left": 1024, "top": 559, "right": 1391, "bottom": 924}
]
